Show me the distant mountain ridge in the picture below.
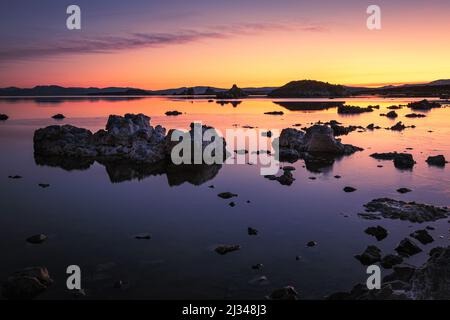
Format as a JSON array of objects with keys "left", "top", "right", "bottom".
[{"left": 0, "top": 79, "right": 448, "bottom": 97}]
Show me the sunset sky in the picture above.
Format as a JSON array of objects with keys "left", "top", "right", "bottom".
[{"left": 0, "top": 0, "right": 449, "bottom": 89}]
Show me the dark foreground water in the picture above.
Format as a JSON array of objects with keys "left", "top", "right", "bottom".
[{"left": 0, "top": 96, "right": 449, "bottom": 299}]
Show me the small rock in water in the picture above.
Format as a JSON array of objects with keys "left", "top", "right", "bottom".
[
  {"left": 208, "top": 185, "right": 215, "bottom": 189},
  {"left": 38, "top": 183, "right": 50, "bottom": 188},
  {"left": 246, "top": 200, "right": 251, "bottom": 204},
  {"left": 26, "top": 234, "right": 48, "bottom": 244},
  {"left": 218, "top": 192, "right": 238, "bottom": 199},
  {"left": 364, "top": 226, "right": 388, "bottom": 241},
  {"left": 306, "top": 241, "right": 317, "bottom": 247},
  {"left": 308, "top": 177, "right": 317, "bottom": 180},
  {"left": 8, "top": 175, "right": 22, "bottom": 179},
  {"left": 135, "top": 234, "right": 151, "bottom": 240},
  {"left": 282, "top": 166, "right": 296, "bottom": 171},
  {"left": 410, "top": 229, "right": 434, "bottom": 245},
  {"left": 0, "top": 114, "right": 9, "bottom": 121},
  {"left": 264, "top": 111, "right": 284, "bottom": 115},
  {"left": 248, "top": 227, "right": 258, "bottom": 236},
  {"left": 343, "top": 186, "right": 357, "bottom": 193},
  {"left": 228, "top": 202, "right": 236, "bottom": 207},
  {"left": 395, "top": 238, "right": 422, "bottom": 257},
  {"left": 380, "top": 254, "right": 403, "bottom": 269},
  {"left": 334, "top": 175, "right": 341, "bottom": 179},
  {"left": 355, "top": 245, "right": 382, "bottom": 265},
  {"left": 426, "top": 226, "right": 435, "bottom": 230},
  {"left": 52, "top": 114, "right": 65, "bottom": 120},
  {"left": 267, "top": 286, "right": 299, "bottom": 300},
  {"left": 249, "top": 276, "right": 269, "bottom": 286},
  {"left": 396, "top": 188, "right": 412, "bottom": 194},
  {"left": 215, "top": 245, "right": 240, "bottom": 255},
  {"left": 165, "top": 110, "right": 182, "bottom": 116},
  {"left": 251, "top": 263, "right": 263, "bottom": 270},
  {"left": 426, "top": 155, "right": 447, "bottom": 167}
]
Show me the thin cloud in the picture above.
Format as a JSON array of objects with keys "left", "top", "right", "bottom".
[{"left": 0, "top": 22, "right": 326, "bottom": 61}]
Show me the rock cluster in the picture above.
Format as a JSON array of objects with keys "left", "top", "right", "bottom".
[
  {"left": 34, "top": 114, "right": 226, "bottom": 167},
  {"left": 328, "top": 246, "right": 450, "bottom": 300},
  {"left": 362, "top": 198, "right": 449, "bottom": 223}
]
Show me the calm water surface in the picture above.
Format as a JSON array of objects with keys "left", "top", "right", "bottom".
[{"left": 0, "top": 96, "right": 449, "bottom": 299}]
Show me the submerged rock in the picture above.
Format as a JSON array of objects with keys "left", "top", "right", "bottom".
[
  {"left": 26, "top": 234, "right": 48, "bottom": 244},
  {"left": 267, "top": 286, "right": 299, "bottom": 300},
  {"left": 2, "top": 267, "right": 53, "bottom": 300},
  {"left": 215, "top": 245, "right": 240, "bottom": 255},
  {"left": 364, "top": 226, "right": 388, "bottom": 241},
  {"left": 395, "top": 238, "right": 422, "bottom": 257},
  {"left": 426, "top": 155, "right": 447, "bottom": 167},
  {"left": 410, "top": 229, "right": 434, "bottom": 245},
  {"left": 355, "top": 245, "right": 382, "bottom": 265},
  {"left": 363, "top": 198, "right": 449, "bottom": 223},
  {"left": 380, "top": 254, "right": 403, "bottom": 269}
]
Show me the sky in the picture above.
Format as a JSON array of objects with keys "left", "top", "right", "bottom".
[{"left": 0, "top": 0, "right": 449, "bottom": 89}]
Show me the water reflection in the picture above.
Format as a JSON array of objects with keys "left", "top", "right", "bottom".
[{"left": 34, "top": 154, "right": 222, "bottom": 186}]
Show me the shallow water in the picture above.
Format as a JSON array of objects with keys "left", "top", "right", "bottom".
[{"left": 0, "top": 96, "right": 449, "bottom": 299}]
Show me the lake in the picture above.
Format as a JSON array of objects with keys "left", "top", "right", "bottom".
[{"left": 0, "top": 96, "right": 449, "bottom": 299}]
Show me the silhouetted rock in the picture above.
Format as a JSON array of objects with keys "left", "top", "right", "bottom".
[
  {"left": 0, "top": 114, "right": 8, "bottom": 121},
  {"left": 397, "top": 188, "right": 412, "bottom": 194},
  {"left": 384, "top": 111, "right": 398, "bottom": 118},
  {"left": 363, "top": 198, "right": 449, "bottom": 223},
  {"left": 407, "top": 99, "right": 441, "bottom": 110},
  {"left": 216, "top": 84, "right": 248, "bottom": 99},
  {"left": 343, "top": 186, "right": 356, "bottom": 193},
  {"left": 218, "top": 192, "right": 238, "bottom": 199},
  {"left": 264, "top": 111, "right": 284, "bottom": 115},
  {"left": 269, "top": 80, "right": 348, "bottom": 98},
  {"left": 165, "top": 110, "right": 182, "bottom": 116},
  {"left": 52, "top": 114, "right": 65, "bottom": 120},
  {"left": 248, "top": 227, "right": 258, "bottom": 236},
  {"left": 338, "top": 105, "right": 374, "bottom": 114},
  {"left": 215, "top": 245, "right": 240, "bottom": 255},
  {"left": 405, "top": 113, "right": 426, "bottom": 118},
  {"left": 306, "top": 241, "right": 317, "bottom": 247},
  {"left": 426, "top": 155, "right": 447, "bottom": 167}
]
